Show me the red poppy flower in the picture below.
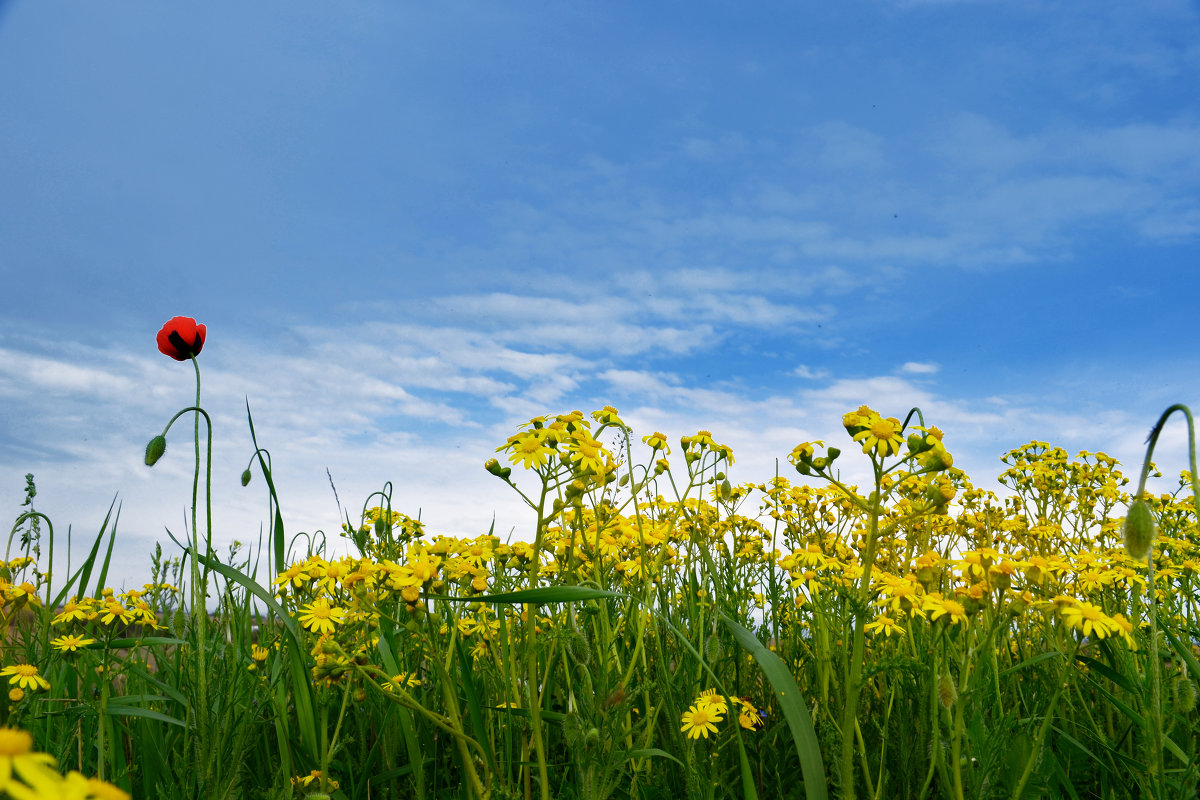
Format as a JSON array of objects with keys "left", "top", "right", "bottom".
[{"left": 156, "top": 316, "right": 206, "bottom": 361}]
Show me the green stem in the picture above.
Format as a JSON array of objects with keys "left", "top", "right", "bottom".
[
  {"left": 1131, "top": 404, "right": 1198, "bottom": 796},
  {"left": 839, "top": 470, "right": 883, "bottom": 800}
]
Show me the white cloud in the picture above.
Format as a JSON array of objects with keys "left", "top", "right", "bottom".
[
  {"left": 901, "top": 361, "right": 940, "bottom": 374},
  {"left": 792, "top": 364, "right": 830, "bottom": 380}
]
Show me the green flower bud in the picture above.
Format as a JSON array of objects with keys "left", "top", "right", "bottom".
[
  {"left": 704, "top": 634, "right": 723, "bottom": 663},
  {"left": 1123, "top": 500, "right": 1157, "bottom": 560},
  {"left": 145, "top": 435, "right": 167, "bottom": 466},
  {"left": 1174, "top": 675, "right": 1197, "bottom": 714},
  {"left": 484, "top": 458, "right": 512, "bottom": 480},
  {"left": 938, "top": 671, "right": 957, "bottom": 709},
  {"left": 240, "top": 469, "right": 252, "bottom": 487},
  {"left": 565, "top": 631, "right": 591, "bottom": 666}
]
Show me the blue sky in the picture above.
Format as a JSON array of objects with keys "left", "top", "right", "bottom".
[{"left": 1, "top": 0, "right": 1198, "bottom": 589}]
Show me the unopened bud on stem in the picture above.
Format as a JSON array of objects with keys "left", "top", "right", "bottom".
[{"left": 145, "top": 435, "right": 167, "bottom": 466}]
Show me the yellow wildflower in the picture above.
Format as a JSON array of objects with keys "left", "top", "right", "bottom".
[
  {"left": 680, "top": 704, "right": 723, "bottom": 740},
  {"left": 0, "top": 665, "right": 50, "bottom": 692}
]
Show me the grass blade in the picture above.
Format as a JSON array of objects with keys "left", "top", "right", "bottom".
[{"left": 721, "top": 612, "right": 828, "bottom": 800}]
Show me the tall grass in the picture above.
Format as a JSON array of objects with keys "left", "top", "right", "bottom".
[{"left": 1, "top": 326, "right": 1198, "bottom": 799}]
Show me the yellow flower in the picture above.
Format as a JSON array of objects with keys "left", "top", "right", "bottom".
[
  {"left": 85, "top": 775, "right": 132, "bottom": 800},
  {"left": 499, "top": 430, "right": 556, "bottom": 470},
  {"left": 0, "top": 727, "right": 60, "bottom": 798},
  {"left": 251, "top": 645, "right": 270, "bottom": 663},
  {"left": 680, "top": 704, "right": 723, "bottom": 740},
  {"left": 1059, "top": 601, "right": 1121, "bottom": 639},
  {"left": 0, "top": 665, "right": 50, "bottom": 692},
  {"left": 695, "top": 689, "right": 728, "bottom": 715},
  {"left": 567, "top": 430, "right": 609, "bottom": 476},
  {"left": 382, "top": 672, "right": 421, "bottom": 692},
  {"left": 788, "top": 441, "right": 824, "bottom": 466},
  {"left": 291, "top": 769, "right": 339, "bottom": 790},
  {"left": 641, "top": 432, "right": 670, "bottom": 454},
  {"left": 298, "top": 597, "right": 346, "bottom": 635},
  {"left": 851, "top": 414, "right": 906, "bottom": 457},
  {"left": 7, "top": 689, "right": 23, "bottom": 703},
  {"left": 52, "top": 599, "right": 91, "bottom": 626},
  {"left": 864, "top": 613, "right": 905, "bottom": 638},
  {"left": 923, "top": 594, "right": 967, "bottom": 626},
  {"left": 99, "top": 600, "right": 132, "bottom": 626},
  {"left": 733, "top": 697, "right": 766, "bottom": 730},
  {"left": 51, "top": 634, "right": 97, "bottom": 654}
]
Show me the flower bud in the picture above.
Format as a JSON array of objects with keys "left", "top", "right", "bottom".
[
  {"left": 1174, "top": 675, "right": 1197, "bottom": 714},
  {"left": 1123, "top": 499, "right": 1157, "bottom": 560},
  {"left": 938, "top": 671, "right": 957, "bottom": 709},
  {"left": 240, "top": 469, "right": 253, "bottom": 487},
  {"left": 484, "top": 458, "right": 512, "bottom": 480},
  {"left": 145, "top": 435, "right": 167, "bottom": 466},
  {"left": 565, "top": 631, "right": 591, "bottom": 666},
  {"left": 704, "top": 634, "right": 723, "bottom": 663}
]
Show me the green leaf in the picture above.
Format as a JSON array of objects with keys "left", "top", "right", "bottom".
[
  {"left": 103, "top": 704, "right": 186, "bottom": 728},
  {"left": 195, "top": 552, "right": 319, "bottom": 760},
  {"left": 1076, "top": 653, "right": 1139, "bottom": 695},
  {"left": 721, "top": 612, "right": 828, "bottom": 800}
]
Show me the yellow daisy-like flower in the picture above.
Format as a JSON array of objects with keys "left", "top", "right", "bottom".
[
  {"left": 499, "top": 430, "right": 556, "bottom": 470},
  {"left": 51, "top": 599, "right": 90, "bottom": 626},
  {"left": 695, "top": 689, "right": 728, "bottom": 715},
  {"left": 99, "top": 599, "right": 133, "bottom": 627},
  {"left": 383, "top": 672, "right": 422, "bottom": 692},
  {"left": 298, "top": 597, "right": 346, "bottom": 635},
  {"left": 788, "top": 440, "right": 824, "bottom": 466},
  {"left": 864, "top": 613, "right": 905, "bottom": 638},
  {"left": 7, "top": 688, "right": 23, "bottom": 703},
  {"left": 86, "top": 775, "right": 133, "bottom": 800},
  {"left": 923, "top": 594, "right": 968, "bottom": 626},
  {"left": 51, "top": 634, "right": 97, "bottom": 654},
  {"left": 60, "top": 771, "right": 132, "bottom": 800},
  {"left": 251, "top": 644, "right": 270, "bottom": 663},
  {"left": 851, "top": 414, "right": 906, "bottom": 457},
  {"left": 1059, "top": 601, "right": 1121, "bottom": 639},
  {"left": 0, "top": 727, "right": 60, "bottom": 798},
  {"left": 680, "top": 703, "right": 724, "bottom": 740},
  {"left": 733, "top": 697, "right": 766, "bottom": 731},
  {"left": 567, "top": 431, "right": 609, "bottom": 476},
  {"left": 842, "top": 405, "right": 875, "bottom": 430},
  {"left": 641, "top": 432, "right": 670, "bottom": 454},
  {"left": 291, "top": 769, "right": 339, "bottom": 790},
  {"left": 0, "top": 665, "right": 50, "bottom": 692}
]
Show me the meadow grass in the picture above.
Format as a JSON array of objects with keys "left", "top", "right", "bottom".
[{"left": 1, "top": 319, "right": 1198, "bottom": 799}]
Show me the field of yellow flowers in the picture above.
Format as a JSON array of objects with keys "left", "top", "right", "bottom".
[{"left": 2, "top": 317, "right": 1198, "bottom": 800}]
